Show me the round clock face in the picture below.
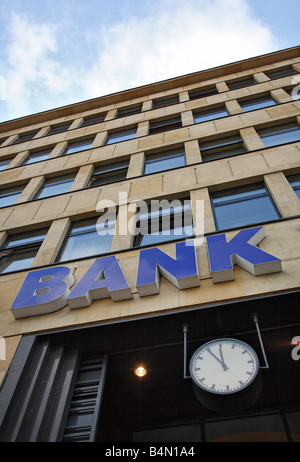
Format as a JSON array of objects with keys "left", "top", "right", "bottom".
[{"left": 189, "top": 338, "right": 259, "bottom": 395}]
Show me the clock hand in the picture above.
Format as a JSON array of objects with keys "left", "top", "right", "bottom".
[
  {"left": 207, "top": 348, "right": 228, "bottom": 371},
  {"left": 219, "top": 344, "right": 228, "bottom": 371}
]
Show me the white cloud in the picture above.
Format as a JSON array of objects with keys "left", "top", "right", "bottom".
[
  {"left": 84, "top": 0, "right": 280, "bottom": 98},
  {"left": 1, "top": 0, "right": 281, "bottom": 121}
]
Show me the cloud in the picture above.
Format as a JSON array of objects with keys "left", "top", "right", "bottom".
[
  {"left": 0, "top": 0, "right": 281, "bottom": 122},
  {"left": 85, "top": 0, "right": 280, "bottom": 98}
]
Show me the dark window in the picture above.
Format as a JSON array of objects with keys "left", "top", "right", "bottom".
[
  {"left": 288, "top": 174, "right": 300, "bottom": 199},
  {"left": 257, "top": 122, "right": 300, "bottom": 148},
  {"left": 189, "top": 86, "right": 218, "bottom": 100},
  {"left": 89, "top": 161, "right": 129, "bottom": 187},
  {"left": 239, "top": 95, "right": 277, "bottom": 112},
  {"left": 0, "top": 228, "right": 48, "bottom": 274},
  {"left": 57, "top": 217, "right": 115, "bottom": 262},
  {"left": 194, "top": 106, "right": 229, "bottom": 123},
  {"left": 144, "top": 148, "right": 186, "bottom": 174},
  {"left": 134, "top": 199, "right": 193, "bottom": 246},
  {"left": 149, "top": 116, "right": 182, "bottom": 135},
  {"left": 34, "top": 174, "right": 75, "bottom": 199},
  {"left": 116, "top": 105, "right": 142, "bottom": 118},
  {"left": 22, "top": 149, "right": 52, "bottom": 165},
  {"left": 152, "top": 95, "right": 179, "bottom": 109},
  {"left": 211, "top": 183, "right": 280, "bottom": 231},
  {"left": 0, "top": 184, "right": 23, "bottom": 208},
  {"left": 105, "top": 128, "right": 136, "bottom": 145},
  {"left": 63, "top": 138, "right": 94, "bottom": 155},
  {"left": 13, "top": 131, "right": 38, "bottom": 144},
  {"left": 227, "top": 77, "right": 256, "bottom": 90},
  {"left": 199, "top": 135, "right": 247, "bottom": 161},
  {"left": 47, "top": 123, "right": 71, "bottom": 135},
  {"left": 0, "top": 158, "right": 12, "bottom": 171},
  {"left": 265, "top": 67, "right": 298, "bottom": 80},
  {"left": 81, "top": 114, "right": 106, "bottom": 127},
  {"left": 205, "top": 413, "right": 288, "bottom": 442}
]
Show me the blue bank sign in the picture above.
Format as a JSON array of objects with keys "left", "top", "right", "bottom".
[{"left": 10, "top": 226, "right": 282, "bottom": 319}]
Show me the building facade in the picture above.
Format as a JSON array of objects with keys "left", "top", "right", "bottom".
[{"left": 0, "top": 46, "right": 300, "bottom": 442}]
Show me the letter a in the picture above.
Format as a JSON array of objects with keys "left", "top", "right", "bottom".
[
  {"left": 207, "top": 226, "right": 282, "bottom": 283},
  {"left": 67, "top": 256, "right": 132, "bottom": 308}
]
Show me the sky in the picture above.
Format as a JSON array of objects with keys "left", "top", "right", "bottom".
[{"left": 0, "top": 0, "right": 299, "bottom": 123}]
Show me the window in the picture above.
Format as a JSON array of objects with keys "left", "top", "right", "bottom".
[
  {"left": 199, "top": 134, "right": 247, "bottom": 161},
  {"left": 57, "top": 217, "right": 115, "bottom": 262},
  {"left": 22, "top": 149, "right": 52, "bottom": 165},
  {"left": 89, "top": 161, "right": 129, "bottom": 187},
  {"left": 134, "top": 199, "right": 193, "bottom": 246},
  {"left": 189, "top": 86, "right": 218, "bottom": 100},
  {"left": 13, "top": 131, "right": 38, "bottom": 144},
  {"left": 211, "top": 183, "right": 280, "bottom": 231},
  {"left": 81, "top": 114, "right": 106, "bottom": 127},
  {"left": 227, "top": 77, "right": 256, "bottom": 90},
  {"left": 105, "top": 128, "right": 136, "bottom": 145},
  {"left": 0, "top": 158, "right": 12, "bottom": 171},
  {"left": 116, "top": 105, "right": 142, "bottom": 118},
  {"left": 0, "top": 184, "right": 23, "bottom": 208},
  {"left": 239, "top": 95, "right": 277, "bottom": 112},
  {"left": 194, "top": 106, "right": 229, "bottom": 124},
  {"left": 288, "top": 174, "right": 300, "bottom": 199},
  {"left": 34, "top": 173, "right": 75, "bottom": 199},
  {"left": 257, "top": 122, "right": 300, "bottom": 148},
  {"left": 149, "top": 116, "right": 182, "bottom": 135},
  {"left": 144, "top": 147, "right": 186, "bottom": 174},
  {"left": 152, "top": 95, "right": 179, "bottom": 109},
  {"left": 47, "top": 123, "right": 71, "bottom": 136},
  {"left": 63, "top": 138, "right": 94, "bottom": 155},
  {"left": 0, "top": 228, "right": 48, "bottom": 274},
  {"left": 265, "top": 67, "right": 298, "bottom": 80}
]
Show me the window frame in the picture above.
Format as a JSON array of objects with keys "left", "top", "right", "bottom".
[
  {"left": 265, "top": 66, "right": 299, "bottom": 80},
  {"left": 116, "top": 104, "right": 142, "bottom": 119},
  {"left": 81, "top": 114, "right": 106, "bottom": 128},
  {"left": 0, "top": 184, "right": 24, "bottom": 208},
  {"left": 88, "top": 161, "right": 129, "bottom": 187},
  {"left": 57, "top": 217, "right": 116, "bottom": 263},
  {"left": 47, "top": 122, "right": 71, "bottom": 136},
  {"left": 22, "top": 149, "right": 52, "bottom": 165},
  {"left": 239, "top": 94, "right": 277, "bottom": 112},
  {"left": 144, "top": 147, "right": 186, "bottom": 175},
  {"left": 227, "top": 76, "right": 257, "bottom": 90},
  {"left": 133, "top": 198, "right": 193, "bottom": 247},
  {"left": 288, "top": 174, "right": 300, "bottom": 199},
  {"left": 199, "top": 134, "right": 247, "bottom": 162},
  {"left": 0, "top": 158, "right": 12, "bottom": 171},
  {"left": 152, "top": 95, "right": 179, "bottom": 109},
  {"left": 210, "top": 182, "right": 281, "bottom": 231},
  {"left": 34, "top": 173, "right": 75, "bottom": 200},
  {"left": 148, "top": 116, "right": 182, "bottom": 135},
  {"left": 193, "top": 105, "right": 229, "bottom": 124},
  {"left": 257, "top": 122, "right": 300, "bottom": 148},
  {"left": 63, "top": 138, "right": 94, "bottom": 156},
  {"left": 105, "top": 128, "right": 136, "bottom": 145},
  {"left": 189, "top": 86, "right": 218, "bottom": 100},
  {"left": 13, "top": 130, "right": 39, "bottom": 144},
  {"left": 0, "top": 228, "right": 48, "bottom": 274}
]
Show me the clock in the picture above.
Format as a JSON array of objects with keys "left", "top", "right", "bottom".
[{"left": 189, "top": 338, "right": 262, "bottom": 413}]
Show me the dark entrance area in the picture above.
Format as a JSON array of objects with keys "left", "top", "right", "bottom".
[{"left": 1, "top": 291, "right": 300, "bottom": 442}]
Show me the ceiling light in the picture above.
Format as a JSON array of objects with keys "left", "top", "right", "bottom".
[{"left": 135, "top": 366, "right": 147, "bottom": 377}]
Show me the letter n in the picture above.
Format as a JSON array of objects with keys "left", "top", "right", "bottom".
[{"left": 136, "top": 241, "right": 200, "bottom": 297}]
